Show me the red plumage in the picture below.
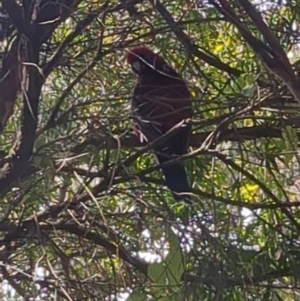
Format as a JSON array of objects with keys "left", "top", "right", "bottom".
[
  {"left": 127, "top": 46, "right": 192, "bottom": 203},
  {"left": 127, "top": 47, "right": 166, "bottom": 66}
]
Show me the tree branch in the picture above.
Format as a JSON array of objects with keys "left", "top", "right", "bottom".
[
  {"left": 149, "top": 0, "right": 242, "bottom": 77},
  {"left": 2, "top": 0, "right": 27, "bottom": 35},
  {"left": 0, "top": 38, "right": 43, "bottom": 195},
  {"left": 209, "top": 0, "right": 300, "bottom": 104}
]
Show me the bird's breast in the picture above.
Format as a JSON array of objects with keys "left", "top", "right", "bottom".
[{"left": 133, "top": 82, "right": 192, "bottom": 129}]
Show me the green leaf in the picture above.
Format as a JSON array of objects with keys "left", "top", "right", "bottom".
[
  {"left": 165, "top": 226, "right": 184, "bottom": 286},
  {"left": 282, "top": 125, "right": 298, "bottom": 165},
  {"left": 40, "top": 156, "right": 55, "bottom": 169},
  {"left": 148, "top": 262, "right": 167, "bottom": 297},
  {"left": 148, "top": 262, "right": 167, "bottom": 286}
]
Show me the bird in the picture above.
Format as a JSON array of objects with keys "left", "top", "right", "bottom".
[{"left": 126, "top": 46, "right": 192, "bottom": 203}]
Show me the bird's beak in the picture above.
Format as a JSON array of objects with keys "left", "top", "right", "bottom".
[{"left": 132, "top": 60, "right": 141, "bottom": 73}]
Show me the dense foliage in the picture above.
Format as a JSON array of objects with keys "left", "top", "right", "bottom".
[{"left": 1, "top": 0, "right": 300, "bottom": 300}]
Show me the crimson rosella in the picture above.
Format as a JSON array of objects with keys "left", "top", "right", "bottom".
[{"left": 127, "top": 46, "right": 192, "bottom": 203}]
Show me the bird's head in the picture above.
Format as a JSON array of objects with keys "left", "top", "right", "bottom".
[{"left": 126, "top": 47, "right": 166, "bottom": 75}]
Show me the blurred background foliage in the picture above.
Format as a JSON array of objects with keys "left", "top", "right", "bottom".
[{"left": 1, "top": 0, "right": 300, "bottom": 300}]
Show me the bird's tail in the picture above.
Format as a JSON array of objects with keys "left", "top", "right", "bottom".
[{"left": 156, "top": 155, "right": 191, "bottom": 203}]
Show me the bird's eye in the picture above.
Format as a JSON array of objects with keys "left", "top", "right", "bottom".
[{"left": 132, "top": 60, "right": 141, "bottom": 73}]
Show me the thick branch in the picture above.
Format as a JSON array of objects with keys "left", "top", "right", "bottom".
[
  {"left": 0, "top": 0, "right": 84, "bottom": 194},
  {"left": 53, "top": 223, "right": 148, "bottom": 274},
  {"left": 0, "top": 39, "right": 43, "bottom": 195},
  {"left": 72, "top": 125, "right": 286, "bottom": 152},
  {"left": 209, "top": 0, "right": 300, "bottom": 104},
  {"left": 35, "top": 0, "right": 83, "bottom": 44},
  {"left": 0, "top": 37, "right": 22, "bottom": 131},
  {"left": 2, "top": 0, "right": 27, "bottom": 35}
]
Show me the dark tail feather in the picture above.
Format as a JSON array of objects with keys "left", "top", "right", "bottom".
[{"left": 157, "top": 156, "right": 191, "bottom": 203}]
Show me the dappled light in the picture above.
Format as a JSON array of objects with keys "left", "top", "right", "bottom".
[{"left": 0, "top": 0, "right": 300, "bottom": 300}]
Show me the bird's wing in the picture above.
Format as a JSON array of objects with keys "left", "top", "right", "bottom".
[
  {"left": 132, "top": 93, "right": 164, "bottom": 143},
  {"left": 131, "top": 78, "right": 191, "bottom": 146}
]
